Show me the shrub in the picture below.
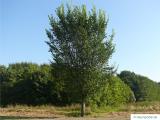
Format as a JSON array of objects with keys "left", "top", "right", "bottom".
[{"left": 88, "top": 76, "right": 135, "bottom": 108}]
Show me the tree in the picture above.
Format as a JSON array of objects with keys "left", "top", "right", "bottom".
[
  {"left": 0, "top": 63, "right": 58, "bottom": 106},
  {"left": 0, "top": 65, "right": 8, "bottom": 106},
  {"left": 119, "top": 71, "right": 160, "bottom": 101},
  {"left": 46, "top": 4, "right": 115, "bottom": 116}
]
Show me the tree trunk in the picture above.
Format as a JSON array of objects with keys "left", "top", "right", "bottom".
[{"left": 81, "top": 98, "right": 85, "bottom": 117}]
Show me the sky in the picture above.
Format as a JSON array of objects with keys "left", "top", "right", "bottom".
[{"left": 0, "top": 0, "right": 160, "bottom": 82}]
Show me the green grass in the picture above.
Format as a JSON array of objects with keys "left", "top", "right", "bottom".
[{"left": 89, "top": 101, "right": 160, "bottom": 117}]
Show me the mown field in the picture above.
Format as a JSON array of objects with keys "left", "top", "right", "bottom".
[{"left": 0, "top": 102, "right": 160, "bottom": 120}]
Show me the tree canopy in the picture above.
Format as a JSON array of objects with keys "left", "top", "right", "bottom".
[
  {"left": 119, "top": 71, "right": 160, "bottom": 101},
  {"left": 46, "top": 4, "right": 115, "bottom": 116}
]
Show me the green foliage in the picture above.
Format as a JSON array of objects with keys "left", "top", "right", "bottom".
[
  {"left": 0, "top": 65, "right": 7, "bottom": 82},
  {"left": 0, "top": 63, "right": 58, "bottom": 106},
  {"left": 1, "top": 63, "right": 159, "bottom": 109},
  {"left": 46, "top": 4, "right": 115, "bottom": 116},
  {"left": 88, "top": 76, "right": 135, "bottom": 109},
  {"left": 119, "top": 71, "right": 160, "bottom": 101},
  {"left": 0, "top": 63, "right": 77, "bottom": 106}
]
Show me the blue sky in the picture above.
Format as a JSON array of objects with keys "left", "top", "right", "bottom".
[{"left": 0, "top": 0, "right": 160, "bottom": 82}]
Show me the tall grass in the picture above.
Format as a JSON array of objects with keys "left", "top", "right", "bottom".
[
  {"left": 0, "top": 102, "right": 159, "bottom": 117},
  {"left": 0, "top": 104, "right": 91, "bottom": 117},
  {"left": 119, "top": 101, "right": 160, "bottom": 112}
]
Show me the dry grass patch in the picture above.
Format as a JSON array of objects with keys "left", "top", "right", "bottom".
[
  {"left": 120, "top": 101, "right": 160, "bottom": 112},
  {"left": 0, "top": 104, "right": 91, "bottom": 118},
  {"left": 0, "top": 102, "right": 160, "bottom": 119},
  {"left": 0, "top": 105, "right": 61, "bottom": 118}
]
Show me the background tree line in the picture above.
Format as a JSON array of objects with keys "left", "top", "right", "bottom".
[{"left": 0, "top": 63, "right": 160, "bottom": 107}]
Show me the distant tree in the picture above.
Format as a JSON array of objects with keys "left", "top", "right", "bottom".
[
  {"left": 46, "top": 4, "right": 115, "bottom": 116},
  {"left": 0, "top": 63, "right": 58, "bottom": 106},
  {"left": 0, "top": 65, "right": 7, "bottom": 83},
  {"left": 6, "top": 62, "right": 39, "bottom": 84},
  {"left": 119, "top": 71, "right": 160, "bottom": 101},
  {"left": 0, "top": 65, "right": 8, "bottom": 106}
]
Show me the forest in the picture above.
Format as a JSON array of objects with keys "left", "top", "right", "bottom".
[{"left": 0, "top": 63, "right": 160, "bottom": 107}]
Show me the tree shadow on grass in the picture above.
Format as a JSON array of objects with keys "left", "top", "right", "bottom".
[{"left": 0, "top": 116, "right": 57, "bottom": 120}]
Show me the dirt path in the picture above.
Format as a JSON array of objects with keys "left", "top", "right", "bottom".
[
  {"left": 0, "top": 111, "right": 130, "bottom": 120},
  {"left": 54, "top": 112, "right": 160, "bottom": 120},
  {"left": 0, "top": 112, "right": 139, "bottom": 120},
  {"left": 53, "top": 114, "right": 130, "bottom": 120}
]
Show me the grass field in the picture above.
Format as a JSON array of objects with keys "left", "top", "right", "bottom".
[{"left": 0, "top": 102, "right": 160, "bottom": 120}]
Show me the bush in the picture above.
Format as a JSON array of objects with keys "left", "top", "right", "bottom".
[{"left": 88, "top": 76, "right": 135, "bottom": 108}]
